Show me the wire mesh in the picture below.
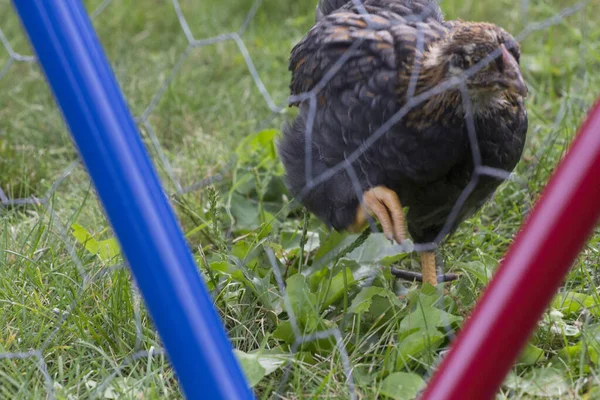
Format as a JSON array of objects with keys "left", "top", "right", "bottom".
[{"left": 0, "top": 0, "right": 598, "bottom": 398}]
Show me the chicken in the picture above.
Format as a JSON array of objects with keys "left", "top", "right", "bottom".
[{"left": 278, "top": 0, "right": 528, "bottom": 286}]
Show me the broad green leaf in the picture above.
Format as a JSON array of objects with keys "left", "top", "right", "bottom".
[
  {"left": 352, "top": 367, "right": 374, "bottom": 386},
  {"left": 273, "top": 321, "right": 295, "bottom": 344},
  {"left": 352, "top": 262, "right": 385, "bottom": 283},
  {"left": 307, "top": 259, "right": 362, "bottom": 293},
  {"left": 295, "top": 351, "right": 316, "bottom": 365},
  {"left": 320, "top": 267, "right": 355, "bottom": 310},
  {"left": 349, "top": 287, "right": 389, "bottom": 314},
  {"left": 504, "top": 368, "right": 569, "bottom": 397},
  {"left": 286, "top": 274, "right": 319, "bottom": 330},
  {"left": 379, "top": 372, "right": 424, "bottom": 400},
  {"left": 72, "top": 224, "right": 120, "bottom": 262},
  {"left": 586, "top": 325, "right": 600, "bottom": 364},
  {"left": 211, "top": 260, "right": 245, "bottom": 282},
  {"left": 231, "top": 239, "right": 253, "bottom": 260},
  {"left": 366, "top": 296, "right": 401, "bottom": 326},
  {"left": 553, "top": 291, "right": 600, "bottom": 316},
  {"left": 310, "top": 231, "right": 408, "bottom": 276},
  {"left": 406, "top": 285, "right": 440, "bottom": 308},
  {"left": 313, "top": 230, "right": 347, "bottom": 262},
  {"left": 263, "top": 175, "right": 287, "bottom": 200},
  {"left": 556, "top": 342, "right": 584, "bottom": 365},
  {"left": 211, "top": 260, "right": 282, "bottom": 314},
  {"left": 280, "top": 230, "right": 320, "bottom": 253},
  {"left": 502, "top": 372, "right": 523, "bottom": 392},
  {"left": 96, "top": 238, "right": 120, "bottom": 261},
  {"left": 346, "top": 234, "right": 411, "bottom": 265},
  {"left": 349, "top": 286, "right": 401, "bottom": 318},
  {"left": 518, "top": 343, "right": 545, "bottom": 365},
  {"left": 251, "top": 273, "right": 283, "bottom": 314},
  {"left": 254, "top": 353, "right": 287, "bottom": 376},
  {"left": 72, "top": 224, "right": 99, "bottom": 256},
  {"left": 456, "top": 260, "right": 493, "bottom": 284},
  {"left": 396, "top": 329, "right": 444, "bottom": 369},
  {"left": 307, "top": 267, "right": 330, "bottom": 293},
  {"left": 399, "top": 302, "right": 461, "bottom": 334},
  {"left": 234, "top": 350, "right": 266, "bottom": 387},
  {"left": 229, "top": 192, "right": 261, "bottom": 231},
  {"left": 234, "top": 349, "right": 287, "bottom": 387},
  {"left": 231, "top": 171, "right": 256, "bottom": 196},
  {"left": 235, "top": 129, "right": 278, "bottom": 163},
  {"left": 273, "top": 318, "right": 336, "bottom": 352}
]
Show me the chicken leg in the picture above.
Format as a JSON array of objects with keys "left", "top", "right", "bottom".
[
  {"left": 420, "top": 251, "right": 437, "bottom": 286},
  {"left": 349, "top": 186, "right": 456, "bottom": 286}
]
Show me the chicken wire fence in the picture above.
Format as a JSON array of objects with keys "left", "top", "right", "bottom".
[{"left": 0, "top": 0, "right": 595, "bottom": 398}]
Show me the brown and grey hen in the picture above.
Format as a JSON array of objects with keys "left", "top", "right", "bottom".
[{"left": 278, "top": 0, "right": 528, "bottom": 286}]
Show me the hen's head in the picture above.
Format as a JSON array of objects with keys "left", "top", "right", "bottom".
[{"left": 427, "top": 22, "right": 527, "bottom": 98}]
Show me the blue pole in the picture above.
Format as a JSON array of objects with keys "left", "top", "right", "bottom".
[{"left": 12, "top": 1, "right": 254, "bottom": 399}]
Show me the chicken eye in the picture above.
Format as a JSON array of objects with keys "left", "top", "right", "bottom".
[{"left": 450, "top": 52, "right": 468, "bottom": 70}]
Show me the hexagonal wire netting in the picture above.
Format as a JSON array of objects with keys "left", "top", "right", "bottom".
[{"left": 0, "top": 0, "right": 597, "bottom": 398}]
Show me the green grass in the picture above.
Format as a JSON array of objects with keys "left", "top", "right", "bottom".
[{"left": 1, "top": 0, "right": 600, "bottom": 398}]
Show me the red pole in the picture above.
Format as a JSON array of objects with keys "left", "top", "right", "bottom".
[{"left": 421, "top": 98, "right": 600, "bottom": 400}]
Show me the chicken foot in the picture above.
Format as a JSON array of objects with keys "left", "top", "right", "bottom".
[
  {"left": 390, "top": 252, "right": 458, "bottom": 285},
  {"left": 348, "top": 186, "right": 457, "bottom": 286},
  {"left": 348, "top": 186, "right": 407, "bottom": 243}
]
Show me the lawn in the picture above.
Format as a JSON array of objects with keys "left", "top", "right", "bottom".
[{"left": 1, "top": 0, "right": 599, "bottom": 398}]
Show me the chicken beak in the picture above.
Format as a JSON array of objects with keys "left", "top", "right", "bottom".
[
  {"left": 507, "top": 73, "right": 528, "bottom": 97},
  {"left": 501, "top": 44, "right": 528, "bottom": 97}
]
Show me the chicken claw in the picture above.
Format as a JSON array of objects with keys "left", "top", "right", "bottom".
[{"left": 348, "top": 186, "right": 407, "bottom": 244}]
